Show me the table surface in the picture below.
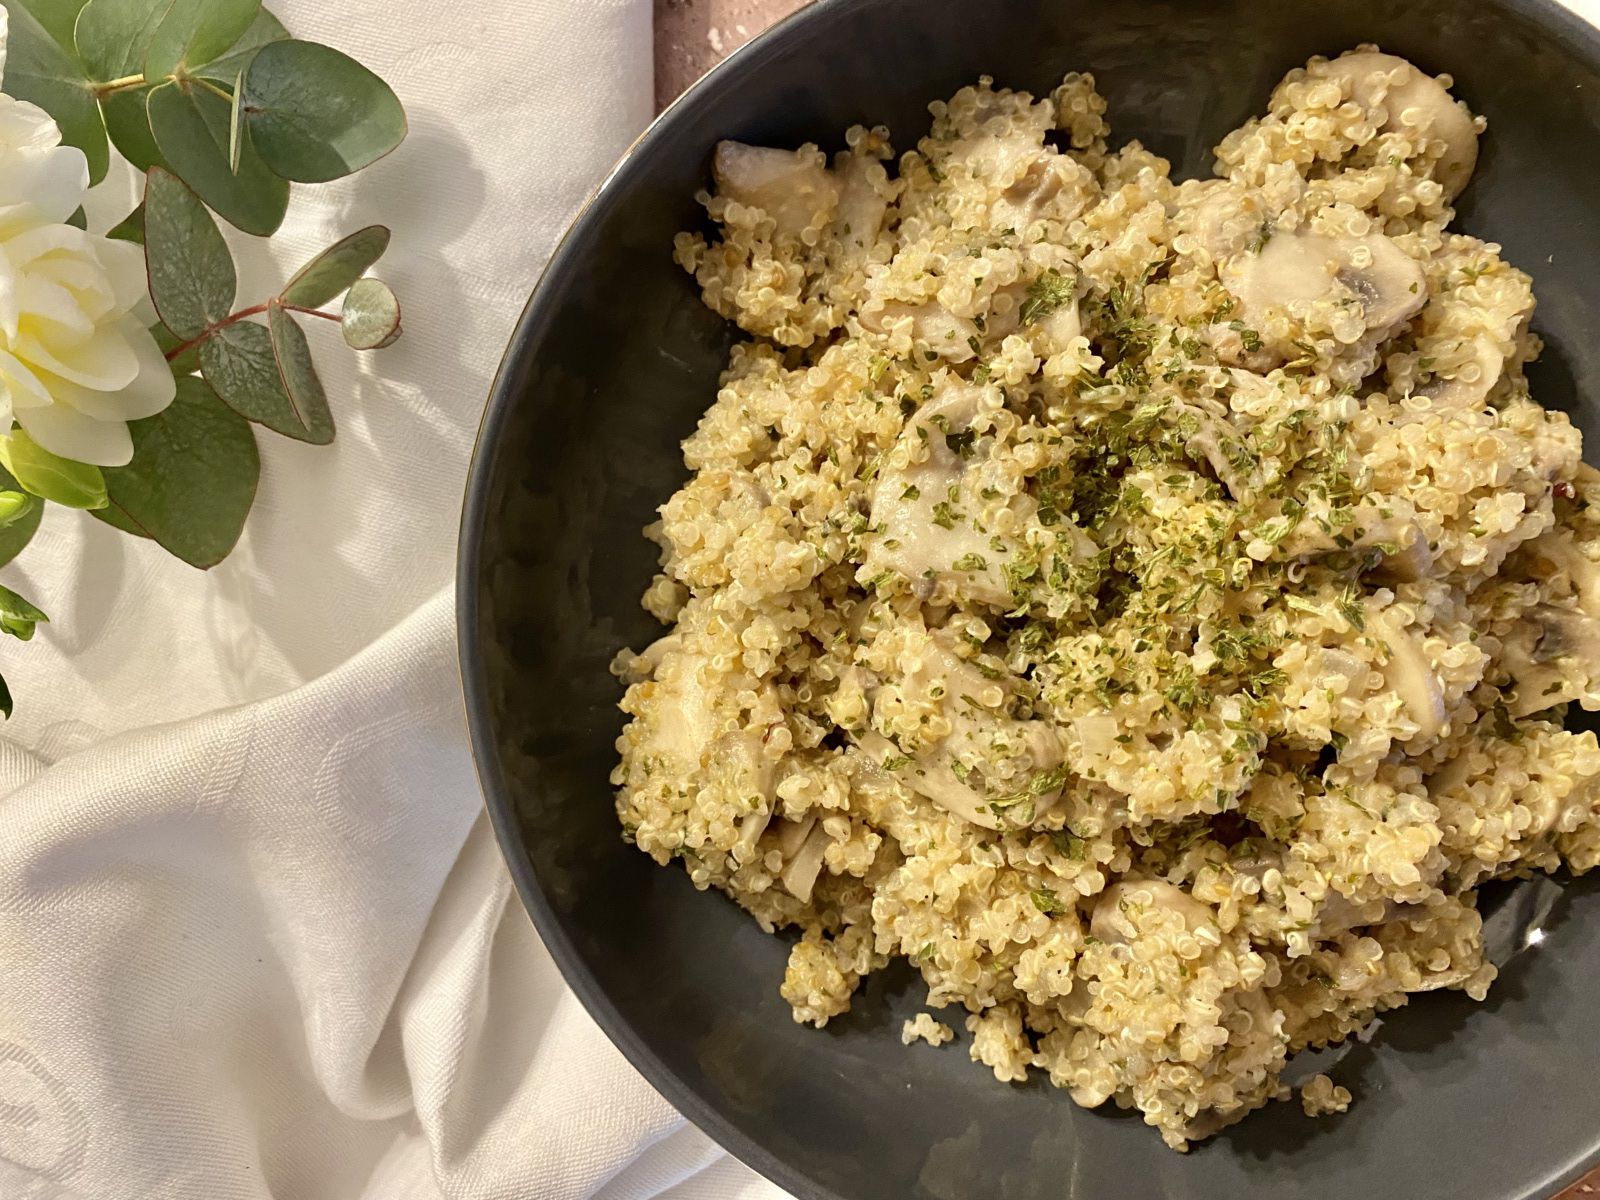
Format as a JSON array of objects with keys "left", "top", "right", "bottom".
[{"left": 649, "top": 3, "right": 1600, "bottom": 1196}]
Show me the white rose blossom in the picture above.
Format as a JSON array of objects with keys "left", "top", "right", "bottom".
[{"left": 0, "top": 32, "right": 175, "bottom": 468}]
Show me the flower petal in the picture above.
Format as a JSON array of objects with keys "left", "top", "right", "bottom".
[
  {"left": 35, "top": 318, "right": 175, "bottom": 422},
  {"left": 15, "top": 401, "right": 133, "bottom": 468},
  {"left": 95, "top": 237, "right": 150, "bottom": 315},
  {"left": 15, "top": 314, "right": 141, "bottom": 393},
  {"left": 0, "top": 348, "right": 51, "bottom": 408},
  {"left": 0, "top": 98, "right": 87, "bottom": 225}
]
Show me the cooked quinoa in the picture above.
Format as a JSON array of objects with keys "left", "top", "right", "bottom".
[
  {"left": 901, "top": 1012, "right": 956, "bottom": 1047},
  {"left": 611, "top": 47, "right": 1600, "bottom": 1149}
]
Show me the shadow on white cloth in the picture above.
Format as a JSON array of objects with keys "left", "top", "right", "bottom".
[{"left": 0, "top": 1, "right": 790, "bottom": 1197}]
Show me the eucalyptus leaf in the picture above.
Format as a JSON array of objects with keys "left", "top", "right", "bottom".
[
  {"left": 97, "top": 376, "right": 259, "bottom": 569},
  {"left": 152, "top": 322, "right": 199, "bottom": 376},
  {"left": 74, "top": 0, "right": 169, "bottom": 169},
  {"left": 144, "top": 0, "right": 259, "bottom": 79},
  {"left": 74, "top": 0, "right": 164, "bottom": 79},
  {"left": 341, "top": 277, "right": 402, "bottom": 350},
  {"left": 241, "top": 40, "right": 405, "bottom": 182},
  {"left": 195, "top": 6, "right": 287, "bottom": 82},
  {"left": 92, "top": 496, "right": 147, "bottom": 537},
  {"left": 101, "top": 89, "right": 167, "bottom": 169},
  {"left": 0, "top": 0, "right": 110, "bottom": 184},
  {"left": 268, "top": 304, "right": 335, "bottom": 441},
  {"left": 143, "top": 166, "right": 236, "bottom": 339},
  {"left": 0, "top": 469, "right": 44, "bottom": 570},
  {"left": 19, "top": 0, "right": 87, "bottom": 52},
  {"left": 281, "top": 226, "right": 390, "bottom": 308},
  {"left": 226, "top": 69, "right": 244, "bottom": 172},
  {"left": 199, "top": 320, "right": 332, "bottom": 443},
  {"left": 0, "top": 584, "right": 48, "bottom": 642},
  {"left": 107, "top": 202, "right": 145, "bottom": 244},
  {"left": 148, "top": 80, "right": 287, "bottom": 236},
  {"left": 0, "top": 430, "right": 108, "bottom": 510}
]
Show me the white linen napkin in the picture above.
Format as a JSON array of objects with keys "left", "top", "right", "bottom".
[{"left": 0, "top": 1, "right": 787, "bottom": 1196}]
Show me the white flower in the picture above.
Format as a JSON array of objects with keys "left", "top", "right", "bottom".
[{"left": 0, "top": 91, "right": 175, "bottom": 468}]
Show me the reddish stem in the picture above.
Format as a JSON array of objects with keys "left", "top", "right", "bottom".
[{"left": 164, "top": 301, "right": 341, "bottom": 362}]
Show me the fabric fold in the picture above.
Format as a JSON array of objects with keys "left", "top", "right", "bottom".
[{"left": 0, "top": 0, "right": 787, "bottom": 1195}]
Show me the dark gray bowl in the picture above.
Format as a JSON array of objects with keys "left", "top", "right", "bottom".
[{"left": 458, "top": 1, "right": 1600, "bottom": 1196}]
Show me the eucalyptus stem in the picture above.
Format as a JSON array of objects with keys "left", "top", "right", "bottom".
[
  {"left": 187, "top": 76, "right": 235, "bottom": 104},
  {"left": 93, "top": 74, "right": 149, "bottom": 98},
  {"left": 164, "top": 302, "right": 342, "bottom": 362}
]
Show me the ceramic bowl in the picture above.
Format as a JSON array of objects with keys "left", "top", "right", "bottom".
[{"left": 459, "top": 2, "right": 1600, "bottom": 1195}]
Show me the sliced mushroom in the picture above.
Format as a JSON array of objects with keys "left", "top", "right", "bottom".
[
  {"left": 1308, "top": 893, "right": 1392, "bottom": 939},
  {"left": 773, "top": 814, "right": 817, "bottom": 858},
  {"left": 858, "top": 299, "right": 981, "bottom": 362},
  {"left": 1527, "top": 534, "right": 1600, "bottom": 617},
  {"left": 990, "top": 152, "right": 1095, "bottom": 229},
  {"left": 867, "top": 380, "right": 1016, "bottom": 607},
  {"left": 1033, "top": 295, "right": 1083, "bottom": 352},
  {"left": 1501, "top": 604, "right": 1600, "bottom": 717},
  {"left": 1276, "top": 501, "right": 1432, "bottom": 582},
  {"left": 1200, "top": 322, "right": 1278, "bottom": 372},
  {"left": 638, "top": 639, "right": 720, "bottom": 770},
  {"left": 1315, "top": 51, "right": 1480, "bottom": 200},
  {"left": 1371, "top": 609, "right": 1447, "bottom": 741},
  {"left": 718, "top": 730, "right": 778, "bottom": 860},
  {"left": 1184, "top": 411, "right": 1255, "bottom": 499},
  {"left": 713, "top": 141, "right": 840, "bottom": 239},
  {"left": 1366, "top": 521, "right": 1434, "bottom": 583},
  {"left": 855, "top": 633, "right": 1067, "bottom": 831},
  {"left": 1221, "top": 229, "right": 1426, "bottom": 354},
  {"left": 1182, "top": 182, "right": 1268, "bottom": 263},
  {"left": 829, "top": 149, "right": 890, "bottom": 261},
  {"left": 1315, "top": 647, "right": 1368, "bottom": 689},
  {"left": 1414, "top": 338, "right": 1507, "bottom": 409},
  {"left": 780, "top": 822, "right": 833, "bottom": 903},
  {"left": 1090, "top": 879, "right": 1215, "bottom": 944}
]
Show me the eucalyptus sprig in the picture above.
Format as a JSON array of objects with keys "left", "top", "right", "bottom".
[
  {"left": 3, "top": 0, "right": 405, "bottom": 231},
  {"left": 0, "top": 0, "right": 408, "bottom": 712}
]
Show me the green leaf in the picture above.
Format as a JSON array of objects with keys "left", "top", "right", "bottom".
[
  {"left": 66, "top": 206, "right": 87, "bottom": 230},
  {"left": 0, "top": 470, "right": 44, "bottom": 569},
  {"left": 142, "top": 166, "right": 237, "bottom": 339},
  {"left": 0, "top": 492, "right": 35, "bottom": 527},
  {"left": 241, "top": 40, "right": 406, "bottom": 182},
  {"left": 0, "top": 0, "right": 110, "bottom": 184},
  {"left": 268, "top": 304, "right": 334, "bottom": 441},
  {"left": 226, "top": 69, "right": 244, "bottom": 171},
  {"left": 102, "top": 89, "right": 167, "bottom": 169},
  {"left": 20, "top": 0, "right": 87, "bottom": 51},
  {"left": 74, "top": 0, "right": 163, "bottom": 80},
  {"left": 152, "top": 322, "right": 199, "bottom": 375},
  {"left": 0, "top": 584, "right": 49, "bottom": 642},
  {"left": 74, "top": 0, "right": 169, "bottom": 169},
  {"left": 147, "top": 80, "right": 287, "bottom": 236},
  {"left": 144, "top": 0, "right": 259, "bottom": 79},
  {"left": 281, "top": 226, "right": 390, "bottom": 308},
  {"left": 194, "top": 6, "right": 286, "bottom": 82},
  {"left": 96, "top": 376, "right": 259, "bottom": 568},
  {"left": 107, "top": 202, "right": 146, "bottom": 244},
  {"left": 341, "top": 278, "right": 402, "bottom": 350},
  {"left": 199, "top": 319, "right": 333, "bottom": 444},
  {"left": 0, "top": 430, "right": 107, "bottom": 510},
  {"left": 0, "top": 671, "right": 15, "bottom": 720}
]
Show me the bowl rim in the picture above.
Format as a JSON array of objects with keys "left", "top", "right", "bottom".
[
  {"left": 457, "top": 3, "right": 850, "bottom": 1194},
  {"left": 457, "top": 0, "right": 1600, "bottom": 1195}
]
